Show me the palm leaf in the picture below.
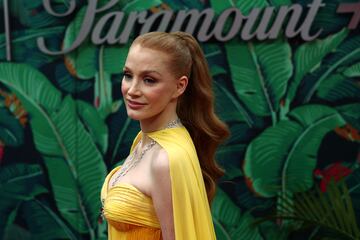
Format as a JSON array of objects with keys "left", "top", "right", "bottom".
[
  {"left": 0, "top": 163, "right": 46, "bottom": 200},
  {"left": 0, "top": 63, "right": 107, "bottom": 234},
  {"left": 346, "top": 168, "right": 360, "bottom": 223},
  {"left": 63, "top": 6, "right": 131, "bottom": 119},
  {"left": 316, "top": 74, "right": 360, "bottom": 103},
  {"left": 41, "top": 96, "right": 107, "bottom": 234},
  {"left": 216, "top": 123, "right": 253, "bottom": 173},
  {"left": 336, "top": 103, "right": 360, "bottom": 131},
  {"left": 62, "top": 5, "right": 131, "bottom": 78},
  {"left": 7, "top": 0, "right": 66, "bottom": 28},
  {"left": 0, "top": 164, "right": 47, "bottom": 238},
  {"left": 108, "top": 109, "right": 139, "bottom": 165},
  {"left": 213, "top": 81, "right": 253, "bottom": 126},
  {"left": 3, "top": 224, "right": 31, "bottom": 240},
  {"left": 203, "top": 43, "right": 227, "bottom": 77},
  {"left": 344, "top": 62, "right": 360, "bottom": 77},
  {"left": 276, "top": 180, "right": 360, "bottom": 240},
  {"left": 243, "top": 105, "right": 346, "bottom": 197},
  {"left": 76, "top": 100, "right": 108, "bottom": 154},
  {"left": 0, "top": 28, "right": 63, "bottom": 67},
  {"left": 302, "top": 35, "right": 360, "bottom": 103},
  {"left": 270, "top": 0, "right": 291, "bottom": 6},
  {"left": 212, "top": 189, "right": 263, "bottom": 240},
  {"left": 257, "top": 220, "right": 290, "bottom": 240},
  {"left": 0, "top": 63, "right": 61, "bottom": 113},
  {"left": 226, "top": 38, "right": 292, "bottom": 121},
  {"left": 308, "top": 0, "right": 354, "bottom": 37},
  {"left": 210, "top": 0, "right": 267, "bottom": 15},
  {"left": 118, "top": 0, "right": 163, "bottom": 12},
  {"left": 287, "top": 29, "right": 348, "bottom": 104},
  {"left": 210, "top": 0, "right": 291, "bottom": 17},
  {"left": 54, "top": 63, "right": 92, "bottom": 93},
  {"left": 217, "top": 143, "right": 247, "bottom": 170},
  {"left": 0, "top": 108, "right": 24, "bottom": 146},
  {"left": 103, "top": 46, "right": 130, "bottom": 74},
  {"left": 20, "top": 199, "right": 77, "bottom": 240}
]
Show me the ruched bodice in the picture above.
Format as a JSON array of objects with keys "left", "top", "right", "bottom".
[
  {"left": 101, "top": 167, "right": 162, "bottom": 240},
  {"left": 101, "top": 127, "right": 216, "bottom": 240}
]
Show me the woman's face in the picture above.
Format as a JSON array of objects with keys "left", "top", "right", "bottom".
[{"left": 121, "top": 44, "right": 181, "bottom": 121}]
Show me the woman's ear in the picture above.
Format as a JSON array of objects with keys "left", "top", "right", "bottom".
[{"left": 173, "top": 76, "right": 188, "bottom": 98}]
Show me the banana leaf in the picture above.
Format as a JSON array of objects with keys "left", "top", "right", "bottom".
[
  {"left": 316, "top": 74, "right": 360, "bottom": 103},
  {"left": 303, "top": 0, "right": 357, "bottom": 37},
  {"left": 336, "top": 104, "right": 360, "bottom": 130},
  {"left": 0, "top": 164, "right": 47, "bottom": 238},
  {"left": 76, "top": 100, "right": 108, "bottom": 154},
  {"left": 275, "top": 180, "right": 360, "bottom": 240},
  {"left": 0, "top": 63, "right": 107, "bottom": 234},
  {"left": 62, "top": 5, "right": 131, "bottom": 119},
  {"left": 118, "top": 0, "right": 163, "bottom": 12},
  {"left": 0, "top": 107, "right": 24, "bottom": 146},
  {"left": 0, "top": 28, "right": 63, "bottom": 67},
  {"left": 243, "top": 105, "right": 346, "bottom": 197},
  {"left": 6, "top": 0, "right": 66, "bottom": 28},
  {"left": 210, "top": 0, "right": 267, "bottom": 15},
  {"left": 226, "top": 38, "right": 292, "bottom": 120},
  {"left": 346, "top": 168, "right": 360, "bottom": 223},
  {"left": 213, "top": 81, "right": 254, "bottom": 126},
  {"left": 3, "top": 224, "right": 31, "bottom": 240},
  {"left": 287, "top": 29, "right": 348, "bottom": 104},
  {"left": 343, "top": 62, "right": 360, "bottom": 77},
  {"left": 54, "top": 63, "right": 92, "bottom": 93},
  {"left": 301, "top": 35, "right": 360, "bottom": 103},
  {"left": 107, "top": 107, "right": 139, "bottom": 165},
  {"left": 212, "top": 188, "right": 263, "bottom": 240},
  {"left": 20, "top": 199, "right": 77, "bottom": 240},
  {"left": 216, "top": 123, "right": 255, "bottom": 171}
]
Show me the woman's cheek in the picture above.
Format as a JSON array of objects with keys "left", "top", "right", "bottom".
[{"left": 121, "top": 80, "right": 128, "bottom": 96}]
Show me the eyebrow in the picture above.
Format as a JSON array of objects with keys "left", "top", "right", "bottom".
[{"left": 123, "top": 67, "right": 162, "bottom": 76}]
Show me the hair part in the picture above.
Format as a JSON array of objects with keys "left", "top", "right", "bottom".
[{"left": 132, "top": 31, "right": 230, "bottom": 203}]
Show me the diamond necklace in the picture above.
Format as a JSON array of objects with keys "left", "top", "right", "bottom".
[{"left": 111, "top": 118, "right": 182, "bottom": 187}]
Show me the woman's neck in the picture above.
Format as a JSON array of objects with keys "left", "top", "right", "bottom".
[
  {"left": 139, "top": 114, "right": 181, "bottom": 145},
  {"left": 140, "top": 110, "right": 180, "bottom": 132}
]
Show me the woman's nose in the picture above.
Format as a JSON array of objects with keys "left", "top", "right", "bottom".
[{"left": 127, "top": 80, "right": 141, "bottom": 96}]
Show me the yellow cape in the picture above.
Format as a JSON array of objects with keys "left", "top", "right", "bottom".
[{"left": 131, "top": 126, "right": 216, "bottom": 239}]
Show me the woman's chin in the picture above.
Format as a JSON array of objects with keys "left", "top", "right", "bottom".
[
  {"left": 126, "top": 114, "right": 142, "bottom": 121},
  {"left": 126, "top": 110, "right": 146, "bottom": 121}
]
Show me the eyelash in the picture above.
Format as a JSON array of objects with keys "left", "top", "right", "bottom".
[
  {"left": 122, "top": 71, "right": 157, "bottom": 85},
  {"left": 144, "top": 78, "right": 156, "bottom": 84},
  {"left": 123, "top": 72, "right": 132, "bottom": 80}
]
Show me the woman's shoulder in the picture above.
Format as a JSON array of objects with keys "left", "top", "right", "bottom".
[
  {"left": 132, "top": 127, "right": 196, "bottom": 166},
  {"left": 150, "top": 147, "right": 170, "bottom": 177},
  {"left": 148, "top": 128, "right": 200, "bottom": 173}
]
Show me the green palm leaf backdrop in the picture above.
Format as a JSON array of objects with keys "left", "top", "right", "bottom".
[{"left": 0, "top": 0, "right": 359, "bottom": 239}]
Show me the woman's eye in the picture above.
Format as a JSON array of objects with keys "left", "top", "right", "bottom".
[
  {"left": 144, "top": 78, "right": 156, "bottom": 84},
  {"left": 123, "top": 72, "right": 132, "bottom": 80}
]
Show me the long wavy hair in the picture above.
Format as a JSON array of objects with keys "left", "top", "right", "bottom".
[{"left": 132, "top": 31, "right": 229, "bottom": 203}]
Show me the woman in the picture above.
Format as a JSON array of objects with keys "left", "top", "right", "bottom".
[{"left": 101, "top": 31, "right": 229, "bottom": 240}]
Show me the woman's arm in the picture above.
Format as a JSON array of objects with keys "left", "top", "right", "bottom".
[{"left": 150, "top": 148, "right": 175, "bottom": 240}]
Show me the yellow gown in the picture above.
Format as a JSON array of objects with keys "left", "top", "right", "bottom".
[{"left": 101, "top": 126, "right": 216, "bottom": 240}]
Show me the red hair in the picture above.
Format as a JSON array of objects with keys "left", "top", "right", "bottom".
[{"left": 133, "top": 32, "right": 229, "bottom": 202}]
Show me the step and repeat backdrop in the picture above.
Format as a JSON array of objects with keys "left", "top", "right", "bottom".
[{"left": 0, "top": 0, "right": 359, "bottom": 239}]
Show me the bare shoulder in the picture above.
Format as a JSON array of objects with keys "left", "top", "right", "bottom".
[{"left": 150, "top": 147, "right": 170, "bottom": 177}]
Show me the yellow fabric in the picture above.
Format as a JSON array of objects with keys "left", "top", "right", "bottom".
[
  {"left": 101, "top": 167, "right": 161, "bottom": 240},
  {"left": 101, "top": 126, "right": 216, "bottom": 240}
]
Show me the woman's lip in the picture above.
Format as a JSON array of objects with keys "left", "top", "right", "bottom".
[
  {"left": 127, "top": 99, "right": 146, "bottom": 105},
  {"left": 126, "top": 99, "right": 146, "bottom": 109}
]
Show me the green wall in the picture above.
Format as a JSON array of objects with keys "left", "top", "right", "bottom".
[{"left": 0, "top": 0, "right": 359, "bottom": 239}]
